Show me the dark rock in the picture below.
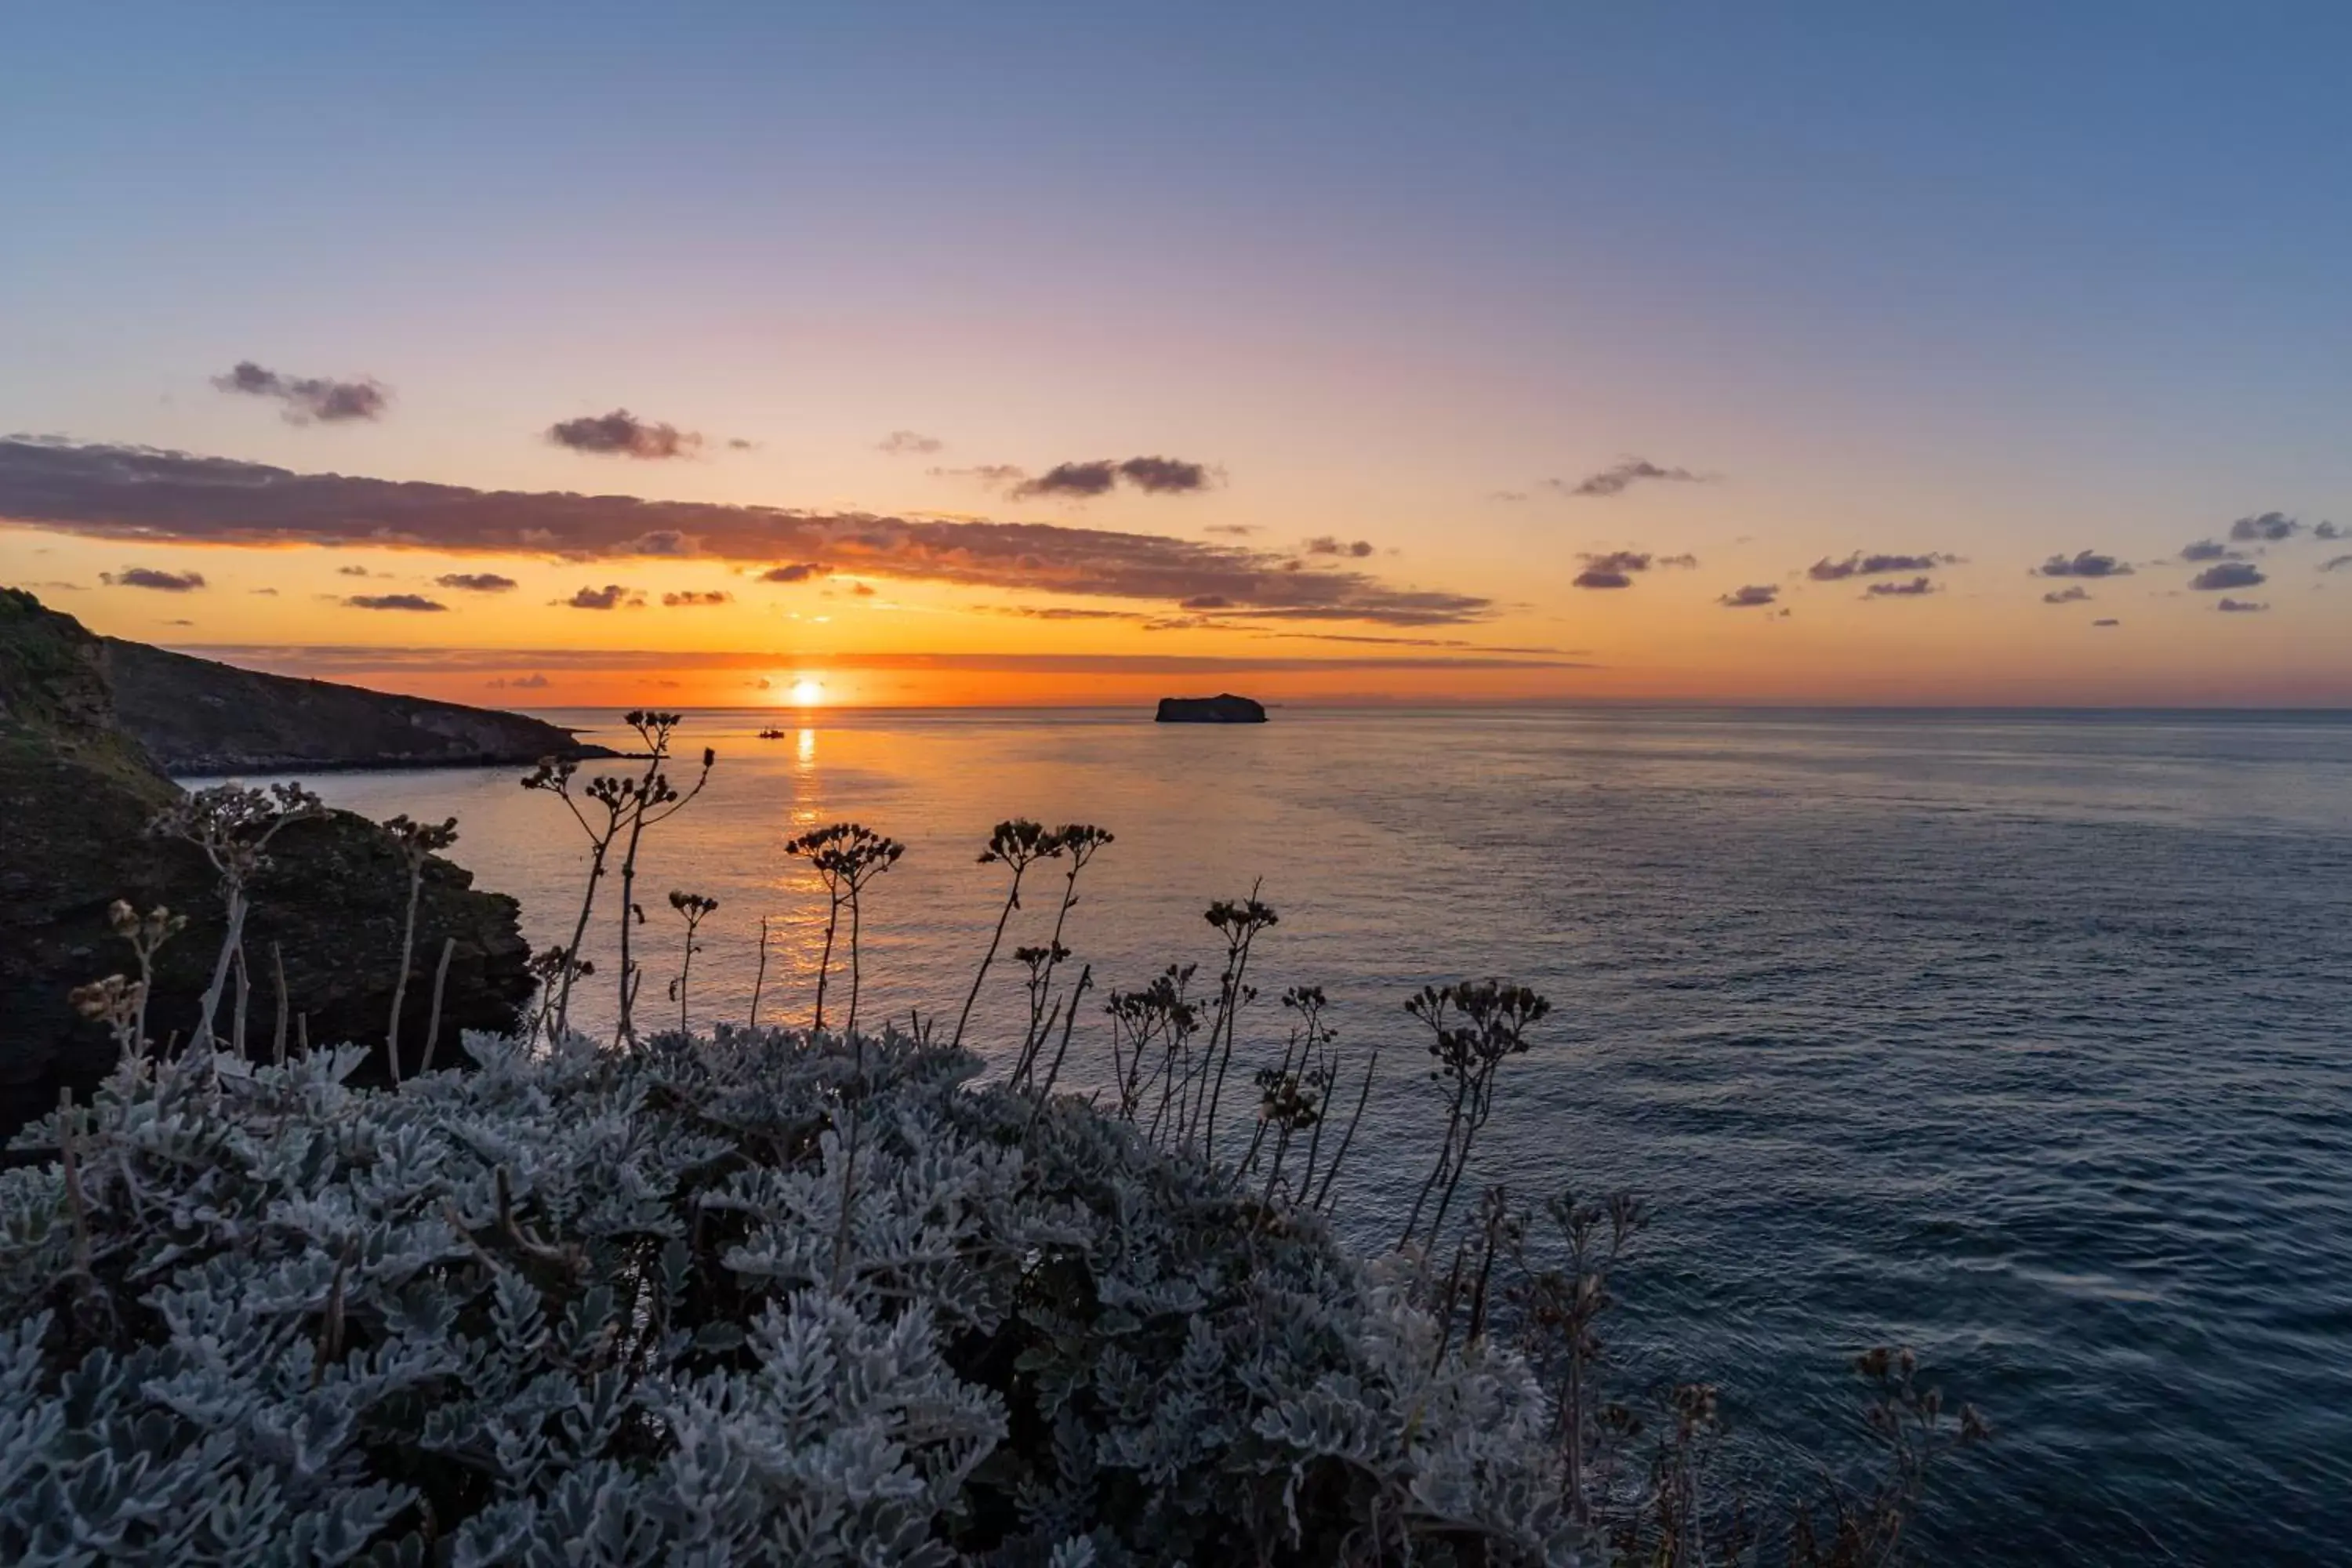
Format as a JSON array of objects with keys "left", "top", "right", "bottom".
[
  {"left": 105, "top": 637, "right": 612, "bottom": 775},
  {"left": 0, "top": 590, "right": 535, "bottom": 1142},
  {"left": 1155, "top": 693, "right": 1268, "bottom": 724}
]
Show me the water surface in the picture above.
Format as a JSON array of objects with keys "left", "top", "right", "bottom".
[{"left": 234, "top": 706, "right": 2352, "bottom": 1563}]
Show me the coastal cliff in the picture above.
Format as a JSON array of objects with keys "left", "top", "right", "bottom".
[
  {"left": 105, "top": 636, "right": 608, "bottom": 775},
  {"left": 0, "top": 590, "right": 535, "bottom": 1138}
]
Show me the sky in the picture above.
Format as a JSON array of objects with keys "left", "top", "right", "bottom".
[{"left": 4, "top": 2, "right": 2350, "bottom": 707}]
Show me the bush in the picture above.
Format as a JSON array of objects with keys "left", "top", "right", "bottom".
[{"left": 1, "top": 1029, "right": 1584, "bottom": 1566}]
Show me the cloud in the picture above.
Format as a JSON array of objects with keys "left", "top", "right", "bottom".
[
  {"left": 0, "top": 439, "right": 1494, "bottom": 626},
  {"left": 2092, "top": 619, "right": 2120, "bottom": 627},
  {"left": 1550, "top": 459, "right": 1708, "bottom": 499},
  {"left": 1655, "top": 552, "right": 1699, "bottom": 568},
  {"left": 877, "top": 430, "right": 944, "bottom": 456},
  {"left": 1807, "top": 551, "right": 1955, "bottom": 581},
  {"left": 183, "top": 643, "right": 1584, "bottom": 680},
  {"left": 101, "top": 566, "right": 205, "bottom": 591},
  {"left": 1573, "top": 568, "right": 1635, "bottom": 590},
  {"left": 2189, "top": 561, "right": 2266, "bottom": 591},
  {"left": 2324, "top": 554, "right": 2352, "bottom": 573},
  {"left": 562, "top": 584, "right": 644, "bottom": 610},
  {"left": 1203, "top": 524, "right": 1258, "bottom": 536},
  {"left": 335, "top": 563, "right": 376, "bottom": 577},
  {"left": 1572, "top": 549, "right": 1654, "bottom": 590},
  {"left": 1115, "top": 456, "right": 1211, "bottom": 494},
  {"left": 2216, "top": 598, "right": 2269, "bottom": 613},
  {"left": 437, "top": 572, "right": 517, "bottom": 592},
  {"left": 250, "top": 586, "right": 278, "bottom": 596},
  {"left": 1486, "top": 490, "right": 1529, "bottom": 503},
  {"left": 345, "top": 592, "right": 448, "bottom": 612},
  {"left": 1010, "top": 456, "right": 1214, "bottom": 499},
  {"left": 2228, "top": 511, "right": 2300, "bottom": 543},
  {"left": 1864, "top": 577, "right": 1936, "bottom": 597},
  {"left": 726, "top": 438, "right": 758, "bottom": 452},
  {"left": 2042, "top": 586, "right": 2091, "bottom": 604},
  {"left": 1304, "top": 535, "right": 1375, "bottom": 557},
  {"left": 2318, "top": 521, "right": 2343, "bottom": 541},
  {"left": 165, "top": 619, "right": 194, "bottom": 626},
  {"left": 2179, "top": 540, "right": 2234, "bottom": 562},
  {"left": 661, "top": 589, "right": 731, "bottom": 607},
  {"left": 1719, "top": 584, "right": 1780, "bottom": 608},
  {"left": 2037, "top": 550, "right": 2132, "bottom": 579},
  {"left": 488, "top": 673, "right": 552, "bottom": 690},
  {"left": 212, "top": 361, "right": 388, "bottom": 423},
  {"left": 930, "top": 463, "right": 1030, "bottom": 488},
  {"left": 1179, "top": 594, "right": 1232, "bottom": 610},
  {"left": 760, "top": 562, "right": 829, "bottom": 583},
  {"left": 546, "top": 409, "right": 700, "bottom": 459},
  {"left": 850, "top": 582, "right": 876, "bottom": 596}
]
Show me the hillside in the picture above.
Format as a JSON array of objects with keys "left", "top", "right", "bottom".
[{"left": 103, "top": 636, "right": 609, "bottom": 774}]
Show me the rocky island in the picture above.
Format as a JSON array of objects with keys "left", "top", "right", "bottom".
[
  {"left": 1154, "top": 692, "right": 1267, "bottom": 723},
  {"left": 0, "top": 589, "right": 539, "bottom": 1138}
]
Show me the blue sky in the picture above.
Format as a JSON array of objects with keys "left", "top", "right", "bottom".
[{"left": 3, "top": 2, "right": 2348, "bottom": 702}]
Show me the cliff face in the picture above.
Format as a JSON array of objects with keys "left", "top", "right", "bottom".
[
  {"left": 105, "top": 637, "right": 608, "bottom": 775},
  {"left": 0, "top": 590, "right": 535, "bottom": 1139}
]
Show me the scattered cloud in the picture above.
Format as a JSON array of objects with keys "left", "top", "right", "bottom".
[
  {"left": 345, "top": 593, "right": 447, "bottom": 612},
  {"left": 2038, "top": 550, "right": 2132, "bottom": 579},
  {"left": 661, "top": 589, "right": 731, "bottom": 607},
  {"left": 2216, "top": 597, "right": 2269, "bottom": 613},
  {"left": 2042, "top": 586, "right": 2091, "bottom": 604},
  {"left": 546, "top": 409, "right": 700, "bottom": 459},
  {"left": 2189, "top": 561, "right": 2266, "bottom": 591},
  {"left": 1864, "top": 577, "right": 1936, "bottom": 597},
  {"left": 1304, "top": 535, "right": 1375, "bottom": 557},
  {"left": 1550, "top": 458, "right": 1708, "bottom": 499},
  {"left": 1572, "top": 550, "right": 1653, "bottom": 590},
  {"left": 437, "top": 572, "right": 517, "bottom": 592},
  {"left": 2323, "top": 554, "right": 2352, "bottom": 573},
  {"left": 877, "top": 430, "right": 945, "bottom": 456},
  {"left": 562, "top": 583, "right": 645, "bottom": 610},
  {"left": 101, "top": 566, "right": 205, "bottom": 591},
  {"left": 2228, "top": 511, "right": 2299, "bottom": 543},
  {"left": 1656, "top": 552, "right": 1699, "bottom": 568},
  {"left": 488, "top": 673, "right": 552, "bottom": 690},
  {"left": 1808, "top": 551, "right": 1955, "bottom": 581},
  {"left": 1179, "top": 594, "right": 1232, "bottom": 610},
  {"left": 250, "top": 586, "right": 278, "bottom": 596},
  {"left": 929, "top": 463, "right": 1029, "bottom": 488},
  {"left": 726, "top": 438, "right": 758, "bottom": 452},
  {"left": 2179, "top": 540, "right": 2235, "bottom": 562},
  {"left": 1719, "top": 584, "right": 1780, "bottom": 608},
  {"left": 2318, "top": 521, "right": 2343, "bottom": 541},
  {"left": 626, "top": 528, "right": 696, "bottom": 556},
  {"left": 165, "top": 618, "right": 194, "bottom": 626},
  {"left": 185, "top": 643, "right": 1584, "bottom": 679},
  {"left": 760, "top": 562, "right": 829, "bottom": 584},
  {"left": 850, "top": 582, "right": 877, "bottom": 597},
  {"left": 212, "top": 361, "right": 388, "bottom": 423},
  {"left": 1203, "top": 524, "right": 1258, "bottom": 537},
  {"left": 2092, "top": 619, "right": 2121, "bottom": 627},
  {"left": 335, "top": 563, "right": 376, "bottom": 577},
  {"left": 1486, "top": 490, "right": 1529, "bottom": 503},
  {"left": 0, "top": 439, "right": 1494, "bottom": 626},
  {"left": 1010, "top": 456, "right": 1215, "bottom": 499}
]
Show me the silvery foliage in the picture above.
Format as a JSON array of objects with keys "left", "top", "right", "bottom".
[{"left": 2, "top": 1029, "right": 1589, "bottom": 1566}]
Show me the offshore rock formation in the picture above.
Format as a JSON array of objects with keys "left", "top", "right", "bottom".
[
  {"left": 0, "top": 590, "right": 534, "bottom": 1139},
  {"left": 1154, "top": 692, "right": 1268, "bottom": 723},
  {"left": 104, "top": 636, "right": 609, "bottom": 775}
]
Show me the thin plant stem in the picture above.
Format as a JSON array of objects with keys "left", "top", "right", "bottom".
[{"left": 423, "top": 935, "right": 456, "bottom": 1073}]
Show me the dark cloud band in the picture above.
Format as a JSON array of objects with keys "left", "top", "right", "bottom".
[{"left": 0, "top": 439, "right": 1489, "bottom": 626}]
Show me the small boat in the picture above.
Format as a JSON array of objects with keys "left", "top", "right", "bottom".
[{"left": 757, "top": 728, "right": 790, "bottom": 739}]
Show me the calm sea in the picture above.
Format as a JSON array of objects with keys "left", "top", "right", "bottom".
[{"left": 234, "top": 706, "right": 2352, "bottom": 1563}]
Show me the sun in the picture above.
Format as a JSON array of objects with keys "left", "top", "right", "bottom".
[{"left": 786, "top": 675, "right": 826, "bottom": 706}]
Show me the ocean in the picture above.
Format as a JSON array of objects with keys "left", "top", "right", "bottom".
[{"left": 227, "top": 705, "right": 2352, "bottom": 1563}]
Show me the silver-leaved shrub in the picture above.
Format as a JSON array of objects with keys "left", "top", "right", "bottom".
[{"left": 1, "top": 1029, "right": 1587, "bottom": 1566}]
